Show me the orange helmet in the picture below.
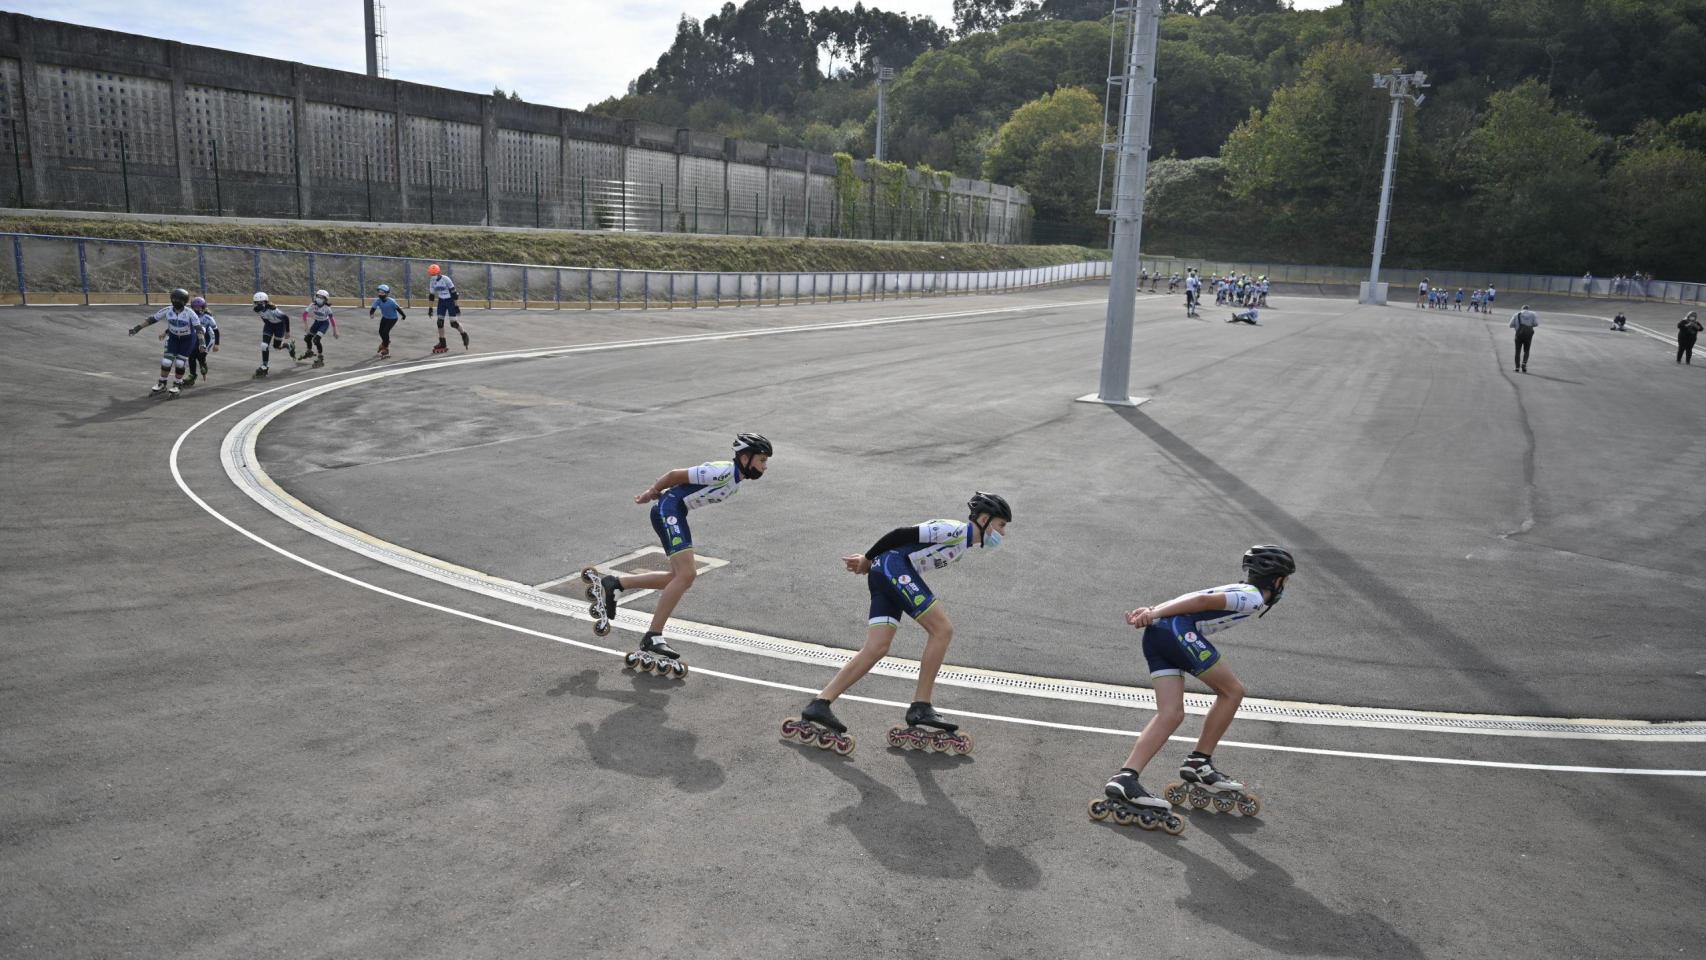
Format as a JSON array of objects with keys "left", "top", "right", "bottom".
[{"left": 427, "top": 263, "right": 441, "bottom": 276}]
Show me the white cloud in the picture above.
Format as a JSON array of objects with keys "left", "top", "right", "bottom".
[{"left": 16, "top": 0, "right": 1340, "bottom": 113}]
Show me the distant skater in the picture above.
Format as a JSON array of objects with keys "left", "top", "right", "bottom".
[
  {"left": 1680, "top": 311, "right": 1702, "bottom": 364},
  {"left": 1510, "top": 304, "right": 1538, "bottom": 372}
]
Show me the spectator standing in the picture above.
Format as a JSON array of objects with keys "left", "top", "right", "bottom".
[
  {"left": 1679, "top": 311, "right": 1702, "bottom": 365},
  {"left": 1510, "top": 304, "right": 1539, "bottom": 373}
]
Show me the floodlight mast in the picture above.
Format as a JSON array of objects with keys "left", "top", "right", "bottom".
[
  {"left": 1362, "top": 70, "right": 1427, "bottom": 305},
  {"left": 875, "top": 66, "right": 896, "bottom": 162},
  {"left": 1083, "top": 0, "right": 1161, "bottom": 407}
]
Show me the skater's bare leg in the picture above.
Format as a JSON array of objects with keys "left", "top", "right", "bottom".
[
  {"left": 911, "top": 606, "right": 954, "bottom": 703},
  {"left": 1122, "top": 676, "right": 1186, "bottom": 772},
  {"left": 819, "top": 623, "right": 897, "bottom": 701},
  {"left": 645, "top": 551, "right": 697, "bottom": 634},
  {"left": 1194, "top": 664, "right": 1245, "bottom": 756},
  {"left": 614, "top": 570, "right": 674, "bottom": 591}
]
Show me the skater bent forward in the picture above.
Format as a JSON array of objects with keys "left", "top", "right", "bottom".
[
  {"left": 580, "top": 433, "right": 773, "bottom": 677},
  {"left": 1099, "top": 545, "right": 1295, "bottom": 826},
  {"left": 786, "top": 492, "right": 1011, "bottom": 756}
]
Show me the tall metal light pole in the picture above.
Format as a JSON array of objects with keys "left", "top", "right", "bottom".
[
  {"left": 1080, "top": 0, "right": 1160, "bottom": 407},
  {"left": 1360, "top": 69, "right": 1427, "bottom": 305},
  {"left": 874, "top": 66, "right": 895, "bottom": 162},
  {"left": 364, "top": 0, "right": 379, "bottom": 77}
]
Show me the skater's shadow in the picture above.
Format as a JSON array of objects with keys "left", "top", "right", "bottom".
[
  {"left": 55, "top": 393, "right": 164, "bottom": 429},
  {"left": 546, "top": 669, "right": 724, "bottom": 794},
  {"left": 801, "top": 749, "right": 1040, "bottom": 889},
  {"left": 1143, "top": 827, "right": 1424, "bottom": 959}
]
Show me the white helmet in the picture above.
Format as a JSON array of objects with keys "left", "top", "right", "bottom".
[
  {"left": 314, "top": 289, "right": 330, "bottom": 303},
  {"left": 252, "top": 291, "right": 269, "bottom": 304},
  {"left": 376, "top": 283, "right": 391, "bottom": 294}
]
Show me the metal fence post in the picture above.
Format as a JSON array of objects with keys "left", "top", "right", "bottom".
[
  {"left": 77, "top": 240, "right": 89, "bottom": 305},
  {"left": 358, "top": 258, "right": 366, "bottom": 302},
  {"left": 13, "top": 236, "right": 27, "bottom": 305},
  {"left": 485, "top": 262, "right": 493, "bottom": 309},
  {"left": 307, "top": 253, "right": 316, "bottom": 297},
  {"left": 252, "top": 249, "right": 261, "bottom": 297},
  {"left": 139, "top": 244, "right": 151, "bottom": 304},
  {"left": 403, "top": 260, "right": 412, "bottom": 307},
  {"left": 644, "top": 271, "right": 650, "bottom": 310},
  {"left": 522, "top": 268, "right": 529, "bottom": 310},
  {"left": 554, "top": 267, "right": 561, "bottom": 309},
  {"left": 196, "top": 246, "right": 206, "bottom": 296},
  {"left": 586, "top": 268, "right": 593, "bottom": 310},
  {"left": 692, "top": 272, "right": 699, "bottom": 308}
]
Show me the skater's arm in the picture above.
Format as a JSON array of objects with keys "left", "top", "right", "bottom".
[
  {"left": 635, "top": 468, "right": 690, "bottom": 504},
  {"left": 863, "top": 526, "right": 920, "bottom": 561},
  {"left": 329, "top": 313, "right": 338, "bottom": 337},
  {"left": 1127, "top": 592, "right": 1229, "bottom": 628}
]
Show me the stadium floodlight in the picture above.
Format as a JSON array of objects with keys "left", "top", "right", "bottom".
[
  {"left": 875, "top": 66, "right": 896, "bottom": 163},
  {"left": 1360, "top": 70, "right": 1429, "bottom": 305},
  {"left": 1081, "top": 0, "right": 1161, "bottom": 407}
]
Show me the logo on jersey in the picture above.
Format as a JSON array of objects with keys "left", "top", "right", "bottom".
[
  {"left": 932, "top": 559, "right": 948, "bottom": 569},
  {"left": 671, "top": 537, "right": 683, "bottom": 546},
  {"left": 897, "top": 575, "right": 911, "bottom": 585},
  {"left": 912, "top": 595, "right": 925, "bottom": 606},
  {"left": 665, "top": 515, "right": 681, "bottom": 527}
]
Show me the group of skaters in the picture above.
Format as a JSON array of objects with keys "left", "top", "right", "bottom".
[
  {"left": 1416, "top": 278, "right": 1500, "bottom": 312},
  {"left": 127, "top": 264, "right": 471, "bottom": 394},
  {"left": 1140, "top": 267, "right": 1270, "bottom": 326},
  {"left": 579, "top": 432, "right": 1295, "bottom": 834}
]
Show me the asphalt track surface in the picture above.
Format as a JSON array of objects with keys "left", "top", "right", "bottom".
[{"left": 5, "top": 286, "right": 1705, "bottom": 959}]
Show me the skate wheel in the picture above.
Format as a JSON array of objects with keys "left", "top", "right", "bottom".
[
  {"left": 831, "top": 735, "right": 855, "bottom": 757},
  {"left": 1189, "top": 789, "right": 1212, "bottom": 810},
  {"left": 886, "top": 729, "right": 904, "bottom": 749},
  {"left": 1161, "top": 815, "right": 1187, "bottom": 836},
  {"left": 623, "top": 651, "right": 642, "bottom": 670},
  {"left": 1087, "top": 799, "right": 1112, "bottom": 822},
  {"left": 1163, "top": 782, "right": 1189, "bottom": 806},
  {"left": 669, "top": 660, "right": 688, "bottom": 679},
  {"left": 952, "top": 733, "right": 974, "bottom": 757},
  {"left": 594, "top": 620, "right": 612, "bottom": 638},
  {"left": 780, "top": 718, "right": 802, "bottom": 741},
  {"left": 1213, "top": 796, "right": 1235, "bottom": 814},
  {"left": 1236, "top": 795, "right": 1262, "bottom": 818}
]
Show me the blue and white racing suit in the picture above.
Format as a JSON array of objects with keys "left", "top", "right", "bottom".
[
  {"left": 1141, "top": 583, "right": 1267, "bottom": 679},
  {"left": 650, "top": 460, "right": 743, "bottom": 556},
  {"left": 865, "top": 520, "right": 976, "bottom": 627}
]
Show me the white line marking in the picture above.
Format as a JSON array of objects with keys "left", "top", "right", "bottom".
[{"left": 168, "top": 302, "right": 1706, "bottom": 774}]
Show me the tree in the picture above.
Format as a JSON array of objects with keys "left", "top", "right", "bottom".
[
  {"left": 984, "top": 87, "right": 1105, "bottom": 240},
  {"left": 1607, "top": 140, "right": 1706, "bottom": 277},
  {"left": 1221, "top": 40, "right": 1400, "bottom": 259},
  {"left": 1467, "top": 79, "right": 1605, "bottom": 273}
]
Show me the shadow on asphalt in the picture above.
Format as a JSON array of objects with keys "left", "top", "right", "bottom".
[
  {"left": 800, "top": 748, "right": 1041, "bottom": 889},
  {"left": 546, "top": 668, "right": 725, "bottom": 794},
  {"left": 1111, "top": 405, "right": 1555, "bottom": 717},
  {"left": 1134, "top": 819, "right": 1427, "bottom": 959}
]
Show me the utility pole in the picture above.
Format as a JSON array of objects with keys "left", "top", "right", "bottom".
[
  {"left": 1361, "top": 69, "right": 1427, "bottom": 305},
  {"left": 1081, "top": 0, "right": 1160, "bottom": 408},
  {"left": 363, "top": 0, "right": 379, "bottom": 77},
  {"left": 874, "top": 66, "right": 895, "bottom": 162}
]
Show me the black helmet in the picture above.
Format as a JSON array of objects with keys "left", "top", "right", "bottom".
[
  {"left": 732, "top": 433, "right": 772, "bottom": 457},
  {"left": 967, "top": 491, "right": 1012, "bottom": 523},
  {"left": 1241, "top": 545, "right": 1295, "bottom": 580},
  {"left": 170, "top": 287, "right": 190, "bottom": 307}
]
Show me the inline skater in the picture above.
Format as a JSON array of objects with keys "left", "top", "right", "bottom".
[
  {"left": 426, "top": 263, "right": 467, "bottom": 353},
  {"left": 127, "top": 287, "right": 198, "bottom": 397},
  {"left": 184, "top": 296, "right": 218, "bottom": 386},
  {"left": 368, "top": 283, "right": 405, "bottom": 358},
  {"left": 301, "top": 289, "right": 337, "bottom": 367},
  {"left": 579, "top": 434, "right": 774, "bottom": 680},
  {"left": 251, "top": 292, "right": 295, "bottom": 378},
  {"left": 783, "top": 492, "right": 1011, "bottom": 757},
  {"left": 1091, "top": 545, "right": 1295, "bottom": 833}
]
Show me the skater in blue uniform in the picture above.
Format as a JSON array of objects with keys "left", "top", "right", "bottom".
[
  {"left": 250, "top": 292, "right": 295, "bottom": 379},
  {"left": 127, "top": 287, "right": 198, "bottom": 397},
  {"left": 783, "top": 492, "right": 1012, "bottom": 756},
  {"left": 184, "top": 296, "right": 219, "bottom": 386},
  {"left": 368, "top": 284, "right": 405, "bottom": 358},
  {"left": 1094, "top": 545, "right": 1295, "bottom": 830},
  {"left": 580, "top": 434, "right": 774, "bottom": 678},
  {"left": 300, "top": 289, "right": 337, "bottom": 367},
  {"left": 427, "top": 263, "right": 466, "bottom": 353}
]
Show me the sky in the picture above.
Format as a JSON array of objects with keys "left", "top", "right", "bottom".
[{"left": 11, "top": 0, "right": 1339, "bottom": 112}]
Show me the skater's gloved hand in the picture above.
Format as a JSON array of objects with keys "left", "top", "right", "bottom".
[
  {"left": 1126, "top": 607, "right": 1155, "bottom": 628},
  {"left": 843, "top": 554, "right": 870, "bottom": 574},
  {"left": 128, "top": 324, "right": 141, "bottom": 336}
]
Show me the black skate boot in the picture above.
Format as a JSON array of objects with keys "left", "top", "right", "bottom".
[
  {"left": 580, "top": 567, "right": 621, "bottom": 637},
  {"left": 889, "top": 700, "right": 973, "bottom": 755},
  {"left": 253, "top": 366, "right": 269, "bottom": 379},
  {"left": 432, "top": 339, "right": 449, "bottom": 355},
  {"left": 1165, "top": 753, "right": 1262, "bottom": 817},
  {"left": 311, "top": 356, "right": 325, "bottom": 368},
  {"left": 183, "top": 372, "right": 197, "bottom": 387},
  {"left": 150, "top": 378, "right": 167, "bottom": 394},
  {"left": 782, "top": 698, "right": 855, "bottom": 755},
  {"left": 286, "top": 341, "right": 297, "bottom": 360},
  {"left": 458, "top": 329, "right": 470, "bottom": 349},
  {"left": 1091, "top": 769, "right": 1184, "bottom": 834},
  {"left": 624, "top": 632, "right": 687, "bottom": 680}
]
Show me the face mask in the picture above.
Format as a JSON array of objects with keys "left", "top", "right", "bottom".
[
  {"left": 739, "top": 456, "right": 764, "bottom": 480},
  {"left": 253, "top": 303, "right": 266, "bottom": 313},
  {"left": 983, "top": 528, "right": 1003, "bottom": 549}
]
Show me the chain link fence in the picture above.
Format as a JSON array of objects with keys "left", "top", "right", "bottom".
[{"left": 0, "top": 232, "right": 1110, "bottom": 310}]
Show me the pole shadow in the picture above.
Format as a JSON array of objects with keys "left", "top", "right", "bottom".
[
  {"left": 546, "top": 668, "right": 724, "bottom": 794},
  {"left": 800, "top": 749, "right": 1041, "bottom": 889},
  {"left": 1110, "top": 405, "right": 1553, "bottom": 716}
]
